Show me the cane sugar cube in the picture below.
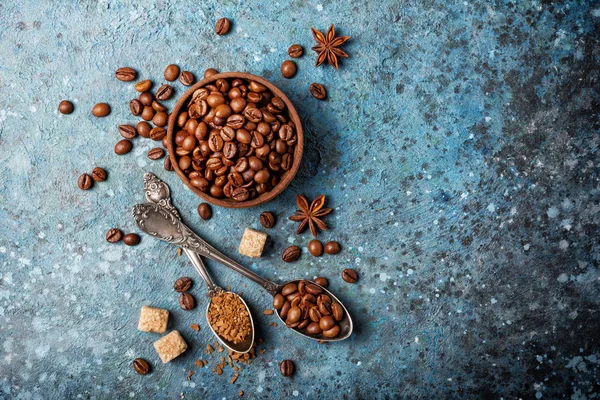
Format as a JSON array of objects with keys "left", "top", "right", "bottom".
[
  {"left": 154, "top": 330, "right": 188, "bottom": 363},
  {"left": 138, "top": 305, "right": 169, "bottom": 333},
  {"left": 238, "top": 228, "right": 268, "bottom": 258}
]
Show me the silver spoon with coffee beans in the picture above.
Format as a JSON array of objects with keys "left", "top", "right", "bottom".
[{"left": 134, "top": 173, "right": 353, "bottom": 342}]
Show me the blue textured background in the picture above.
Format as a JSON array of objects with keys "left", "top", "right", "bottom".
[{"left": 0, "top": 1, "right": 599, "bottom": 399}]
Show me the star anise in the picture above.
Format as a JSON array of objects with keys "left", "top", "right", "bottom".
[
  {"left": 288, "top": 194, "right": 333, "bottom": 238},
  {"left": 310, "top": 24, "right": 350, "bottom": 69}
]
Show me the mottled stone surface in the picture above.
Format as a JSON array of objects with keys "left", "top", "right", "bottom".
[{"left": 0, "top": 1, "right": 599, "bottom": 399}]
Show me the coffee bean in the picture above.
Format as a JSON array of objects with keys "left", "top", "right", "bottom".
[
  {"left": 118, "top": 124, "right": 137, "bottom": 139},
  {"left": 115, "top": 67, "right": 137, "bottom": 82},
  {"left": 309, "top": 83, "right": 327, "bottom": 100},
  {"left": 164, "top": 64, "right": 180, "bottom": 82},
  {"left": 197, "top": 203, "right": 212, "bottom": 220},
  {"left": 288, "top": 44, "right": 303, "bottom": 58},
  {"left": 149, "top": 127, "right": 166, "bottom": 141},
  {"left": 179, "top": 292, "right": 195, "bottom": 310},
  {"left": 133, "top": 358, "right": 150, "bottom": 375},
  {"left": 115, "top": 139, "right": 133, "bottom": 155},
  {"left": 179, "top": 71, "right": 194, "bottom": 86},
  {"left": 130, "top": 99, "right": 143, "bottom": 116},
  {"left": 174, "top": 277, "right": 193, "bottom": 292},
  {"left": 148, "top": 148, "right": 165, "bottom": 160},
  {"left": 281, "top": 60, "right": 297, "bottom": 79},
  {"left": 204, "top": 68, "right": 219, "bottom": 79},
  {"left": 105, "top": 228, "right": 123, "bottom": 243},
  {"left": 137, "top": 121, "right": 151, "bottom": 138},
  {"left": 135, "top": 80, "right": 152, "bottom": 92},
  {"left": 152, "top": 100, "right": 166, "bottom": 112},
  {"left": 77, "top": 173, "right": 93, "bottom": 190},
  {"left": 141, "top": 106, "right": 155, "bottom": 121},
  {"left": 164, "top": 156, "right": 173, "bottom": 171},
  {"left": 308, "top": 240, "right": 323, "bottom": 256},
  {"left": 279, "top": 360, "right": 294, "bottom": 377},
  {"left": 332, "top": 303, "right": 344, "bottom": 321},
  {"left": 259, "top": 212, "right": 275, "bottom": 228},
  {"left": 313, "top": 277, "right": 328, "bottom": 288},
  {"left": 92, "top": 103, "right": 111, "bottom": 117},
  {"left": 341, "top": 268, "right": 358, "bottom": 283},
  {"left": 139, "top": 92, "right": 154, "bottom": 106},
  {"left": 156, "top": 84, "right": 174, "bottom": 101},
  {"left": 231, "top": 187, "right": 249, "bottom": 202},
  {"left": 123, "top": 233, "right": 141, "bottom": 246},
  {"left": 215, "top": 18, "right": 231, "bottom": 35},
  {"left": 306, "top": 322, "right": 322, "bottom": 335},
  {"left": 319, "top": 316, "right": 335, "bottom": 331},
  {"left": 324, "top": 241, "right": 341, "bottom": 255},
  {"left": 282, "top": 246, "right": 301, "bottom": 262},
  {"left": 92, "top": 167, "right": 107, "bottom": 182},
  {"left": 58, "top": 100, "right": 74, "bottom": 114},
  {"left": 273, "top": 294, "right": 285, "bottom": 310}
]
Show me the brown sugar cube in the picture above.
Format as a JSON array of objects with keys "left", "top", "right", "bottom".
[
  {"left": 153, "top": 330, "right": 188, "bottom": 363},
  {"left": 138, "top": 305, "right": 169, "bottom": 333},
  {"left": 238, "top": 228, "right": 267, "bottom": 258}
]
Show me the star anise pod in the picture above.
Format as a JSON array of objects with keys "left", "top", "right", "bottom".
[
  {"left": 310, "top": 24, "right": 350, "bottom": 69},
  {"left": 288, "top": 194, "right": 333, "bottom": 238}
]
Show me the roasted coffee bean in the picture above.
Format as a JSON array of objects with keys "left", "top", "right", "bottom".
[
  {"left": 106, "top": 228, "right": 123, "bottom": 243},
  {"left": 309, "top": 307, "right": 322, "bottom": 322},
  {"left": 115, "top": 67, "right": 137, "bottom": 82},
  {"left": 151, "top": 113, "right": 167, "bottom": 128},
  {"left": 191, "top": 177, "right": 209, "bottom": 191},
  {"left": 220, "top": 126, "right": 236, "bottom": 141},
  {"left": 204, "top": 68, "right": 218, "bottom": 79},
  {"left": 174, "top": 277, "right": 193, "bottom": 292},
  {"left": 133, "top": 358, "right": 150, "bottom": 375},
  {"left": 92, "top": 103, "right": 111, "bottom": 117},
  {"left": 156, "top": 84, "right": 173, "bottom": 101},
  {"left": 342, "top": 268, "right": 358, "bottom": 283},
  {"left": 130, "top": 99, "right": 143, "bottom": 116},
  {"left": 135, "top": 80, "right": 152, "bottom": 92},
  {"left": 148, "top": 148, "right": 165, "bottom": 160},
  {"left": 179, "top": 155, "right": 192, "bottom": 170},
  {"left": 332, "top": 303, "right": 344, "bottom": 321},
  {"left": 288, "top": 44, "right": 303, "bottom": 58},
  {"left": 135, "top": 122, "right": 150, "bottom": 139},
  {"left": 58, "top": 100, "right": 74, "bottom": 114},
  {"left": 322, "top": 325, "right": 340, "bottom": 338},
  {"left": 324, "top": 241, "right": 341, "bottom": 254},
  {"left": 164, "top": 64, "right": 180, "bottom": 82},
  {"left": 281, "top": 60, "right": 297, "bottom": 79},
  {"left": 273, "top": 294, "right": 285, "bottom": 310},
  {"left": 114, "top": 139, "right": 133, "bottom": 155},
  {"left": 179, "top": 71, "right": 194, "bottom": 86},
  {"left": 287, "top": 306, "right": 302, "bottom": 323},
  {"left": 139, "top": 92, "right": 154, "bottom": 106},
  {"left": 141, "top": 106, "right": 155, "bottom": 121},
  {"left": 179, "top": 292, "right": 195, "bottom": 310},
  {"left": 281, "top": 153, "right": 293, "bottom": 170},
  {"left": 123, "top": 233, "right": 141, "bottom": 246},
  {"left": 231, "top": 187, "right": 249, "bottom": 201},
  {"left": 279, "top": 360, "right": 294, "bottom": 377},
  {"left": 306, "top": 322, "right": 322, "bottom": 335},
  {"left": 305, "top": 283, "right": 322, "bottom": 296},
  {"left": 197, "top": 203, "right": 212, "bottom": 220},
  {"left": 280, "top": 301, "right": 291, "bottom": 320},
  {"left": 314, "top": 277, "right": 328, "bottom": 288},
  {"left": 164, "top": 156, "right": 173, "bottom": 171},
  {"left": 282, "top": 246, "right": 301, "bottom": 262},
  {"left": 319, "top": 316, "right": 335, "bottom": 331},
  {"left": 152, "top": 100, "right": 166, "bottom": 112},
  {"left": 215, "top": 17, "right": 231, "bottom": 35},
  {"left": 259, "top": 211, "right": 275, "bottom": 228},
  {"left": 118, "top": 124, "right": 137, "bottom": 139},
  {"left": 92, "top": 167, "right": 107, "bottom": 182},
  {"left": 149, "top": 127, "right": 166, "bottom": 141},
  {"left": 223, "top": 142, "right": 237, "bottom": 159},
  {"left": 308, "top": 240, "right": 323, "bottom": 256},
  {"left": 244, "top": 107, "right": 262, "bottom": 123},
  {"left": 77, "top": 173, "right": 93, "bottom": 190},
  {"left": 310, "top": 83, "right": 327, "bottom": 100}
]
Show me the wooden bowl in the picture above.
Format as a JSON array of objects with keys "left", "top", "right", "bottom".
[{"left": 167, "top": 72, "right": 303, "bottom": 208}]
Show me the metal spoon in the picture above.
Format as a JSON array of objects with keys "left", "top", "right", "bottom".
[
  {"left": 142, "top": 173, "right": 254, "bottom": 353},
  {"left": 133, "top": 175, "right": 353, "bottom": 342}
]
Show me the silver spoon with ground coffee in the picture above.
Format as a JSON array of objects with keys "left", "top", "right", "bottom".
[
  {"left": 133, "top": 174, "right": 353, "bottom": 342},
  {"left": 142, "top": 173, "right": 254, "bottom": 353}
]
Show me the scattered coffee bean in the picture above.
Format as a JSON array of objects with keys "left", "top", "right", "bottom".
[
  {"left": 164, "top": 156, "right": 173, "bottom": 171},
  {"left": 204, "top": 68, "right": 219, "bottom": 79},
  {"left": 123, "top": 233, "right": 141, "bottom": 246},
  {"left": 156, "top": 84, "right": 174, "bottom": 101},
  {"left": 118, "top": 124, "right": 137, "bottom": 139},
  {"left": 341, "top": 268, "right": 358, "bottom": 283},
  {"left": 130, "top": 99, "right": 143, "bottom": 116},
  {"left": 281, "top": 60, "right": 297, "bottom": 79},
  {"left": 92, "top": 167, "right": 107, "bottom": 182},
  {"left": 152, "top": 112, "right": 168, "bottom": 127},
  {"left": 139, "top": 92, "right": 154, "bottom": 106},
  {"left": 141, "top": 106, "right": 155, "bottom": 121},
  {"left": 148, "top": 148, "right": 165, "bottom": 160},
  {"left": 149, "top": 127, "right": 166, "bottom": 141},
  {"left": 180, "top": 292, "right": 195, "bottom": 310},
  {"left": 115, "top": 67, "right": 137, "bottom": 82},
  {"left": 152, "top": 100, "right": 166, "bottom": 112},
  {"left": 308, "top": 240, "right": 323, "bottom": 256},
  {"left": 314, "top": 277, "right": 328, "bottom": 287},
  {"left": 279, "top": 360, "right": 294, "bottom": 377},
  {"left": 137, "top": 121, "right": 151, "bottom": 138},
  {"left": 259, "top": 212, "right": 275, "bottom": 228},
  {"left": 324, "top": 241, "right": 341, "bottom": 254},
  {"left": 77, "top": 173, "right": 93, "bottom": 190},
  {"left": 135, "top": 80, "right": 152, "bottom": 92},
  {"left": 282, "top": 245, "right": 301, "bottom": 262},
  {"left": 180, "top": 71, "right": 195, "bottom": 86},
  {"left": 309, "top": 83, "right": 327, "bottom": 100},
  {"left": 174, "top": 277, "right": 193, "bottom": 292},
  {"left": 164, "top": 64, "right": 180, "bottom": 82},
  {"left": 91, "top": 103, "right": 111, "bottom": 117},
  {"left": 58, "top": 100, "right": 74, "bottom": 114},
  {"left": 197, "top": 203, "right": 212, "bottom": 220},
  {"left": 215, "top": 18, "right": 231, "bottom": 35},
  {"left": 133, "top": 358, "right": 150, "bottom": 375},
  {"left": 288, "top": 44, "right": 303, "bottom": 58},
  {"left": 106, "top": 228, "right": 123, "bottom": 243},
  {"left": 115, "top": 139, "right": 133, "bottom": 155}
]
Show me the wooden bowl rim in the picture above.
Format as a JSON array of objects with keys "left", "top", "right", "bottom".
[{"left": 167, "top": 72, "right": 304, "bottom": 208}]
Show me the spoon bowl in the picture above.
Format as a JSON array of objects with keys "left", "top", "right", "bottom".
[{"left": 206, "top": 291, "right": 255, "bottom": 354}]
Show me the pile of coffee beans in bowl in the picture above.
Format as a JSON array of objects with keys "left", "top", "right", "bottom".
[{"left": 172, "top": 77, "right": 298, "bottom": 202}]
